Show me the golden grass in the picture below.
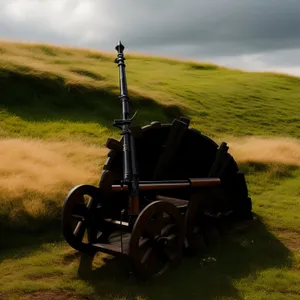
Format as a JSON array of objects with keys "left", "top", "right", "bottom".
[
  {"left": 1, "top": 136, "right": 299, "bottom": 198},
  {"left": 0, "top": 138, "right": 108, "bottom": 225},
  {"left": 0, "top": 136, "right": 299, "bottom": 228},
  {"left": 228, "top": 136, "right": 300, "bottom": 167},
  {"left": 0, "top": 138, "right": 108, "bottom": 193},
  {"left": 1, "top": 136, "right": 299, "bottom": 200}
]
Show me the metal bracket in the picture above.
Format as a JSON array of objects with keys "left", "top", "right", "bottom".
[{"left": 113, "top": 111, "right": 138, "bottom": 130}]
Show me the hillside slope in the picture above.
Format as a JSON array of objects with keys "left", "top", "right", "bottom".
[
  {"left": 1, "top": 40, "right": 300, "bottom": 146},
  {"left": 1, "top": 41, "right": 300, "bottom": 300}
]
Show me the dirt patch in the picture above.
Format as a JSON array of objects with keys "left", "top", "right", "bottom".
[{"left": 22, "top": 291, "right": 90, "bottom": 300}]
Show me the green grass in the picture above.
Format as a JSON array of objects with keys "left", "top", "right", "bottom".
[
  {"left": 1, "top": 40, "right": 300, "bottom": 144},
  {"left": 1, "top": 40, "right": 300, "bottom": 300}
]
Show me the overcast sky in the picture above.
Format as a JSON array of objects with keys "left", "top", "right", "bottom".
[{"left": 1, "top": 0, "right": 300, "bottom": 76}]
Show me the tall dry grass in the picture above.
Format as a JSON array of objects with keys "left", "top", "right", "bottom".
[
  {"left": 228, "top": 136, "right": 300, "bottom": 167},
  {"left": 0, "top": 138, "right": 108, "bottom": 229},
  {"left": 0, "top": 136, "right": 299, "bottom": 230}
]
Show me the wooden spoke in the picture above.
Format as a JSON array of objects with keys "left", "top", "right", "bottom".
[
  {"left": 62, "top": 184, "right": 113, "bottom": 253},
  {"left": 129, "top": 201, "right": 184, "bottom": 280}
]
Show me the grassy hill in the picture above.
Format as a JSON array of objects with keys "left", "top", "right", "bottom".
[
  {"left": 1, "top": 40, "right": 300, "bottom": 300},
  {"left": 1, "top": 40, "right": 300, "bottom": 144}
]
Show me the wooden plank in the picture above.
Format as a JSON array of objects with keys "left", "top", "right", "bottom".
[
  {"left": 92, "top": 233, "right": 130, "bottom": 256},
  {"left": 156, "top": 195, "right": 189, "bottom": 209},
  {"left": 152, "top": 118, "right": 189, "bottom": 180},
  {"left": 208, "top": 142, "right": 229, "bottom": 177},
  {"left": 106, "top": 138, "right": 122, "bottom": 152}
]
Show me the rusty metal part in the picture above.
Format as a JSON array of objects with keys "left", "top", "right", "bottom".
[
  {"left": 189, "top": 178, "right": 221, "bottom": 187},
  {"left": 111, "top": 178, "right": 221, "bottom": 192},
  {"left": 128, "top": 194, "right": 140, "bottom": 215}
]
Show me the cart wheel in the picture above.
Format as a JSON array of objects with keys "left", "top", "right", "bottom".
[
  {"left": 129, "top": 201, "right": 184, "bottom": 280},
  {"left": 62, "top": 184, "right": 113, "bottom": 253},
  {"left": 184, "top": 189, "right": 220, "bottom": 255}
]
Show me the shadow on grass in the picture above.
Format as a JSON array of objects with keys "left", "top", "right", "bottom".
[
  {"left": 76, "top": 214, "right": 292, "bottom": 300},
  {"left": 0, "top": 228, "right": 63, "bottom": 263},
  {"left": 0, "top": 213, "right": 293, "bottom": 299},
  {"left": 0, "top": 198, "right": 63, "bottom": 255},
  {"left": 0, "top": 70, "right": 186, "bottom": 128}
]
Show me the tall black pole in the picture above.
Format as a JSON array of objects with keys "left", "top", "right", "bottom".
[
  {"left": 114, "top": 41, "right": 140, "bottom": 217},
  {"left": 114, "top": 41, "right": 132, "bottom": 183}
]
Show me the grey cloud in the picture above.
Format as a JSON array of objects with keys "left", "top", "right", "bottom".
[
  {"left": 253, "top": 49, "right": 300, "bottom": 68},
  {"left": 0, "top": 0, "right": 300, "bottom": 75},
  {"left": 92, "top": 0, "right": 300, "bottom": 56},
  {"left": 0, "top": 21, "right": 72, "bottom": 46}
]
